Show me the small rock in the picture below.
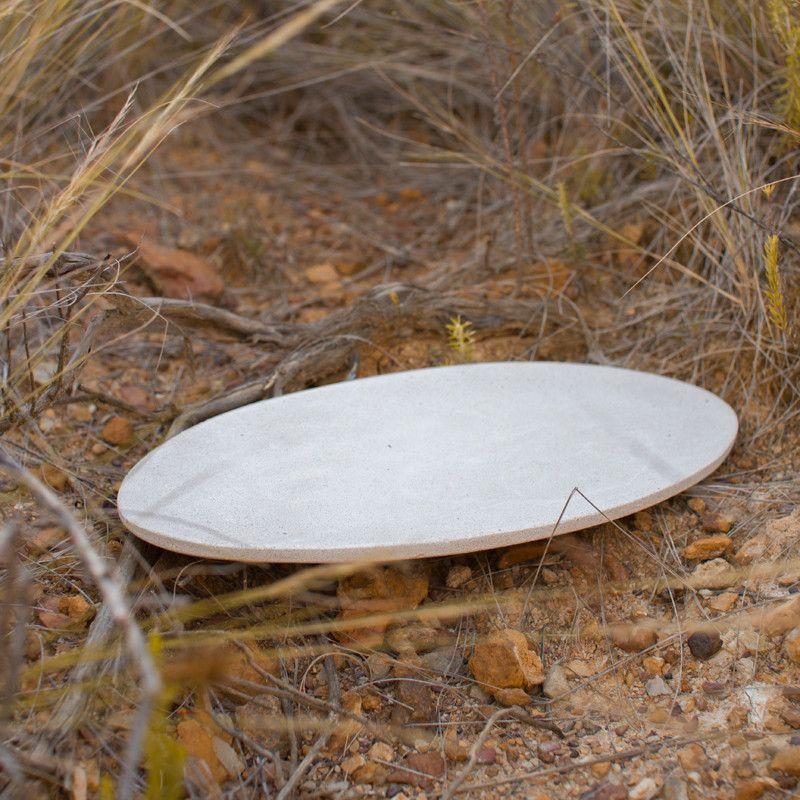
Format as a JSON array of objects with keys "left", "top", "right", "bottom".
[
  {"left": 386, "top": 752, "right": 444, "bottom": 787},
  {"left": 468, "top": 628, "right": 544, "bottom": 702},
  {"left": 420, "top": 645, "right": 466, "bottom": 677},
  {"left": 476, "top": 746, "right": 496, "bottom": 765},
  {"left": 610, "top": 623, "right": 657, "bottom": 652},
  {"left": 687, "top": 630, "right": 722, "bottom": 660},
  {"left": 682, "top": 535, "right": 732, "bottom": 560},
  {"left": 494, "top": 687, "right": 532, "bottom": 706},
  {"left": 543, "top": 663, "right": 570, "bottom": 699},
  {"left": 591, "top": 762, "right": 611, "bottom": 778},
  {"left": 393, "top": 661, "right": 436, "bottom": 721},
  {"left": 786, "top": 628, "right": 800, "bottom": 664},
  {"left": 365, "top": 653, "right": 392, "bottom": 679},
  {"left": 677, "top": 742, "right": 707, "bottom": 771},
  {"left": 446, "top": 564, "right": 472, "bottom": 589},
  {"left": 645, "top": 676, "right": 670, "bottom": 697},
  {"left": 663, "top": 769, "right": 689, "bottom": 800},
  {"left": 734, "top": 535, "right": 767, "bottom": 566},
  {"left": 386, "top": 623, "right": 442, "bottom": 655},
  {"left": 352, "top": 761, "right": 388, "bottom": 785},
  {"left": 101, "top": 416, "right": 134, "bottom": 446},
  {"left": 40, "top": 463, "right": 69, "bottom": 491},
  {"left": 708, "top": 592, "right": 738, "bottom": 613},
  {"left": 578, "top": 781, "right": 627, "bottom": 800},
  {"left": 771, "top": 746, "right": 800, "bottom": 776},
  {"left": 648, "top": 707, "right": 669, "bottom": 724},
  {"left": 443, "top": 729, "right": 470, "bottom": 762},
  {"left": 629, "top": 777, "right": 658, "bottom": 800},
  {"left": 691, "top": 558, "right": 737, "bottom": 589},
  {"left": 368, "top": 742, "right": 394, "bottom": 762},
  {"left": 643, "top": 656, "right": 664, "bottom": 676},
  {"left": 702, "top": 512, "right": 735, "bottom": 533},
  {"left": 687, "top": 498, "right": 707, "bottom": 514},
  {"left": 342, "top": 754, "right": 366, "bottom": 776}
]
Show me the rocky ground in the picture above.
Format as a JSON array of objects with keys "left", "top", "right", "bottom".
[{"left": 5, "top": 134, "right": 800, "bottom": 800}]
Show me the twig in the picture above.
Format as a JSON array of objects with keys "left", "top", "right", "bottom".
[
  {"left": 275, "top": 716, "right": 333, "bottom": 800},
  {"left": 0, "top": 450, "right": 160, "bottom": 800},
  {"left": 112, "top": 295, "right": 292, "bottom": 344}
]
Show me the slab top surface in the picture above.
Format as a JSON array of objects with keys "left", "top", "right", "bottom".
[{"left": 117, "top": 362, "right": 738, "bottom": 562}]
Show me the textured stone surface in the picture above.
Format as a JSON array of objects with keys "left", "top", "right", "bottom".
[{"left": 118, "top": 362, "right": 737, "bottom": 562}]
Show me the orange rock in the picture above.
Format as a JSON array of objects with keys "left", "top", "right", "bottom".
[
  {"left": 469, "top": 629, "right": 544, "bottom": 702},
  {"left": 386, "top": 751, "right": 444, "bottom": 787},
  {"left": 493, "top": 687, "right": 533, "bottom": 706},
  {"left": 682, "top": 535, "right": 732, "bottom": 560},
  {"left": 702, "top": 512, "right": 735, "bottom": 533},
  {"left": 101, "top": 416, "right": 134, "bottom": 446},
  {"left": 38, "top": 594, "right": 92, "bottom": 629}
]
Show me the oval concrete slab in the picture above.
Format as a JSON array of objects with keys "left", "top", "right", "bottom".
[{"left": 118, "top": 362, "right": 737, "bottom": 562}]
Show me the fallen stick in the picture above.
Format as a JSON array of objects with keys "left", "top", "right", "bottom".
[{"left": 0, "top": 450, "right": 160, "bottom": 800}]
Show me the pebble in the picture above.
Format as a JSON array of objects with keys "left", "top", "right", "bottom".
[
  {"left": 687, "top": 630, "right": 722, "bottom": 660},
  {"left": 707, "top": 592, "right": 738, "bottom": 613},
  {"left": 677, "top": 743, "right": 706, "bottom": 771},
  {"left": 691, "top": 558, "right": 737, "bottom": 589},
  {"left": 629, "top": 777, "right": 658, "bottom": 800},
  {"left": 682, "top": 534, "right": 732, "bottom": 560},
  {"left": 543, "top": 663, "right": 570, "bottom": 699},
  {"left": 645, "top": 676, "right": 670, "bottom": 697},
  {"left": 101, "top": 415, "right": 134, "bottom": 446},
  {"left": 643, "top": 656, "right": 664, "bottom": 676},
  {"left": 663, "top": 769, "right": 689, "bottom": 800},
  {"left": 578, "top": 782, "right": 627, "bottom": 800},
  {"left": 702, "top": 512, "right": 735, "bottom": 533}
]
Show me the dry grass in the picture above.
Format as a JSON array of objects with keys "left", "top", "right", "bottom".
[{"left": 2, "top": 0, "right": 800, "bottom": 798}]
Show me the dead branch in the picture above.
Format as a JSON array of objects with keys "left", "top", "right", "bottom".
[{"left": 0, "top": 451, "right": 160, "bottom": 800}]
